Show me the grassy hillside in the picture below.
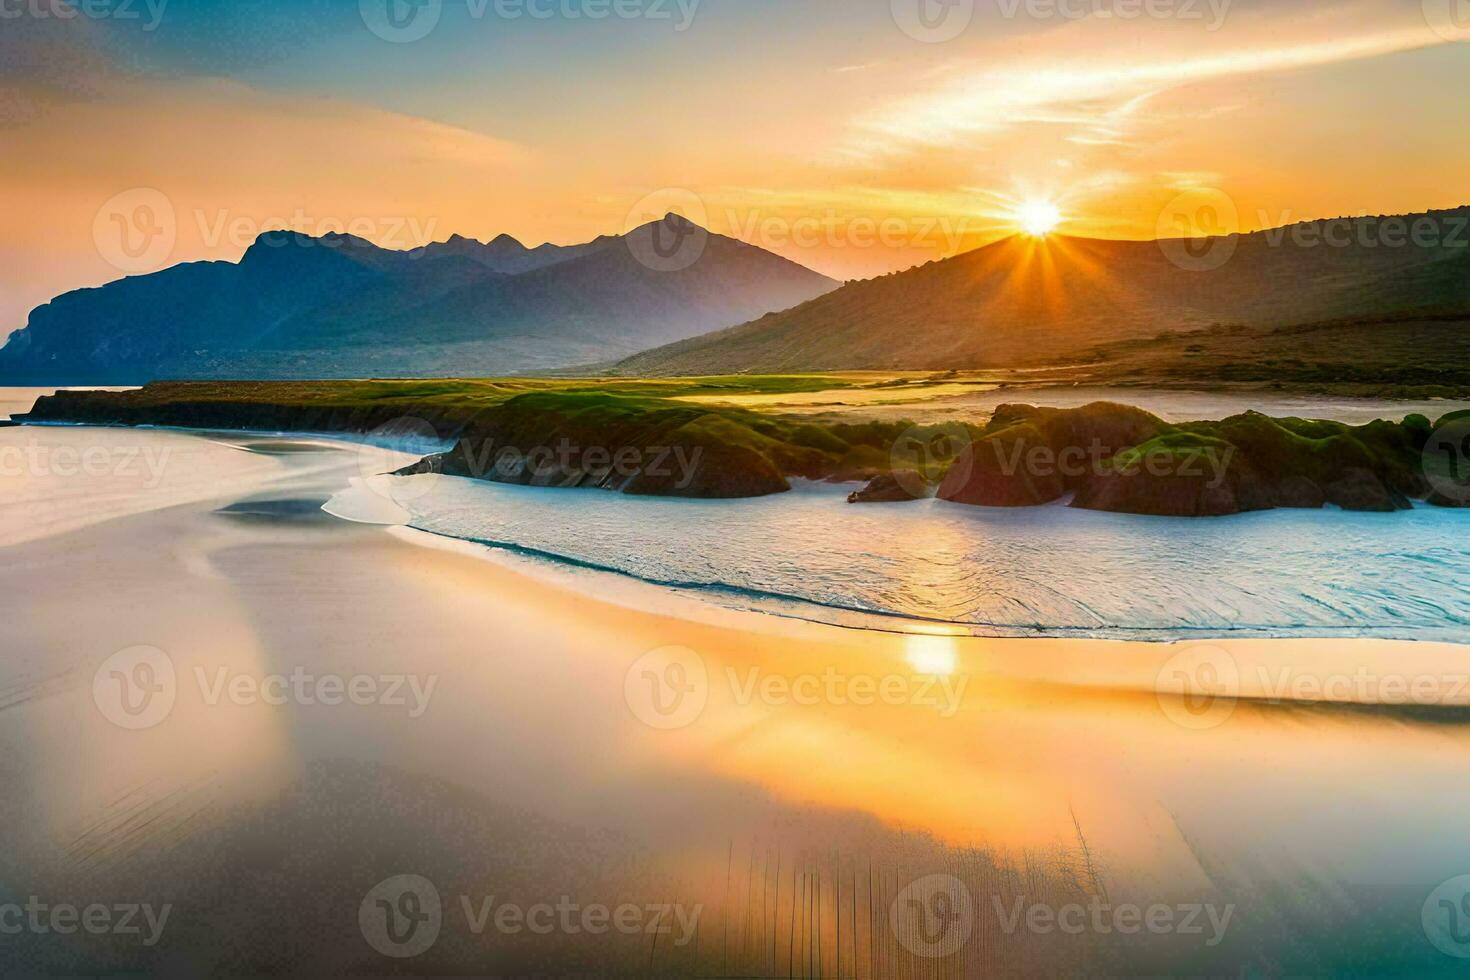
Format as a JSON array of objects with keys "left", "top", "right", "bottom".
[
  {"left": 1081, "top": 314, "right": 1470, "bottom": 397},
  {"left": 22, "top": 375, "right": 864, "bottom": 429},
  {"left": 615, "top": 208, "right": 1470, "bottom": 376}
]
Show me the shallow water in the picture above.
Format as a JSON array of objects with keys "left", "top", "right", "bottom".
[
  {"left": 386, "top": 476, "right": 1470, "bottom": 643},
  {"left": 9, "top": 390, "right": 1470, "bottom": 973},
  {"left": 4, "top": 421, "right": 1470, "bottom": 974}
]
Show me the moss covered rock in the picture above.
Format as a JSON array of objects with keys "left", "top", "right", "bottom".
[
  {"left": 21, "top": 382, "right": 1454, "bottom": 513},
  {"left": 940, "top": 402, "right": 1436, "bottom": 517}
]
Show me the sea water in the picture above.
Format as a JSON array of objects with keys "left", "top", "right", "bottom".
[{"left": 391, "top": 475, "right": 1470, "bottom": 642}]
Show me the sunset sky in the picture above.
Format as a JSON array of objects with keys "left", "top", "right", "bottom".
[{"left": 3, "top": 0, "right": 1468, "bottom": 333}]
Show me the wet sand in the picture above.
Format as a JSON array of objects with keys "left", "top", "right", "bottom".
[{"left": 3, "top": 426, "right": 1470, "bottom": 975}]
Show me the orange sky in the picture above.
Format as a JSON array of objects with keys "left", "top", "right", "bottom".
[{"left": 2, "top": 0, "right": 1468, "bottom": 334}]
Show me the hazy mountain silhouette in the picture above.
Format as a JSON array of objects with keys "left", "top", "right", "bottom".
[
  {"left": 409, "top": 232, "right": 605, "bottom": 274},
  {"left": 615, "top": 206, "right": 1470, "bottom": 375},
  {"left": 0, "top": 215, "right": 837, "bottom": 383}
]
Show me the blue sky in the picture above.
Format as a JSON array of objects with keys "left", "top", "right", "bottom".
[{"left": 3, "top": 0, "right": 1468, "bottom": 331}]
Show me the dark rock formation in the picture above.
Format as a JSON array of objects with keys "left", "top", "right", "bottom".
[
  {"left": 941, "top": 401, "right": 1441, "bottom": 517},
  {"left": 848, "top": 471, "right": 929, "bottom": 503},
  {"left": 939, "top": 423, "right": 1066, "bottom": 506},
  {"left": 1428, "top": 491, "right": 1470, "bottom": 508},
  {"left": 1322, "top": 468, "right": 1406, "bottom": 512},
  {"left": 21, "top": 384, "right": 1456, "bottom": 515}
]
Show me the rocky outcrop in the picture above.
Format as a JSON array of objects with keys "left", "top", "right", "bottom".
[
  {"left": 20, "top": 384, "right": 1458, "bottom": 514},
  {"left": 1321, "top": 468, "right": 1407, "bottom": 512},
  {"left": 21, "top": 383, "right": 944, "bottom": 501},
  {"left": 414, "top": 392, "right": 807, "bottom": 499},
  {"left": 847, "top": 471, "right": 928, "bottom": 503},
  {"left": 939, "top": 403, "right": 1164, "bottom": 507},
  {"left": 940, "top": 402, "right": 1447, "bottom": 517},
  {"left": 1071, "top": 451, "right": 1253, "bottom": 517}
]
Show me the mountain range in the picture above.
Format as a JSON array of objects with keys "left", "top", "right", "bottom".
[
  {"left": 615, "top": 206, "right": 1470, "bottom": 376},
  {"left": 0, "top": 215, "right": 838, "bottom": 383},
  {"left": 5, "top": 205, "right": 1467, "bottom": 384}
]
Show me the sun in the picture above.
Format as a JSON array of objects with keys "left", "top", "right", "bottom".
[{"left": 1016, "top": 199, "right": 1063, "bottom": 237}]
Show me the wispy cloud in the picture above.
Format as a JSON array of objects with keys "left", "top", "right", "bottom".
[{"left": 840, "top": 6, "right": 1447, "bottom": 164}]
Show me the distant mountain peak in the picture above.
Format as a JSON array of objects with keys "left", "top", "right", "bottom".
[
  {"left": 249, "top": 229, "right": 317, "bottom": 248},
  {"left": 246, "top": 229, "right": 379, "bottom": 252},
  {"left": 616, "top": 204, "right": 1470, "bottom": 376},
  {"left": 0, "top": 208, "right": 838, "bottom": 384},
  {"left": 650, "top": 211, "right": 707, "bottom": 233},
  {"left": 438, "top": 232, "right": 528, "bottom": 251}
]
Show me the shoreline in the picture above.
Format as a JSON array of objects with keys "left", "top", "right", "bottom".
[
  {"left": 322, "top": 438, "right": 1470, "bottom": 645},
  {"left": 12, "top": 416, "right": 1469, "bottom": 644},
  {"left": 381, "top": 508, "right": 1470, "bottom": 645},
  {"left": 6, "top": 423, "right": 1468, "bottom": 703},
  {"left": 3, "top": 422, "right": 1470, "bottom": 972}
]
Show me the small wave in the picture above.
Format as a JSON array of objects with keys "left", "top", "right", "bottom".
[
  {"left": 401, "top": 520, "right": 1470, "bottom": 643},
  {"left": 380, "top": 472, "right": 1470, "bottom": 644}
]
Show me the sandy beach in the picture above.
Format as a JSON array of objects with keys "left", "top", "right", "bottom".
[
  {"left": 9, "top": 0, "right": 1470, "bottom": 970},
  {"left": 3, "top": 424, "right": 1470, "bottom": 974}
]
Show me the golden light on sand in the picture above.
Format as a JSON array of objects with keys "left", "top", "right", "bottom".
[
  {"left": 904, "top": 632, "right": 960, "bottom": 676},
  {"left": 1016, "top": 199, "right": 1063, "bottom": 237}
]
